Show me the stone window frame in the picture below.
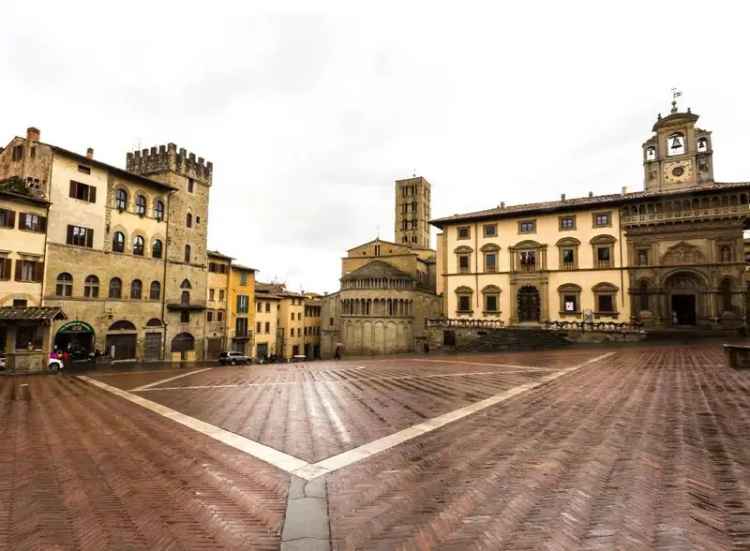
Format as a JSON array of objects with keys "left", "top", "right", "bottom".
[
  {"left": 482, "top": 223, "right": 498, "bottom": 238},
  {"left": 717, "top": 241, "right": 735, "bottom": 263},
  {"left": 481, "top": 284, "right": 501, "bottom": 316},
  {"left": 55, "top": 272, "right": 73, "bottom": 297},
  {"left": 510, "top": 240, "right": 545, "bottom": 273},
  {"left": 454, "top": 245, "right": 473, "bottom": 274},
  {"left": 114, "top": 188, "right": 128, "bottom": 211},
  {"left": 149, "top": 281, "right": 161, "bottom": 300},
  {"left": 109, "top": 277, "right": 123, "bottom": 299},
  {"left": 134, "top": 193, "right": 148, "bottom": 216},
  {"left": 592, "top": 211, "right": 612, "bottom": 228},
  {"left": 457, "top": 225, "right": 471, "bottom": 240},
  {"left": 455, "top": 285, "right": 474, "bottom": 315},
  {"left": 154, "top": 199, "right": 166, "bottom": 221},
  {"left": 84, "top": 274, "right": 99, "bottom": 298},
  {"left": 132, "top": 234, "right": 145, "bottom": 256},
  {"left": 556, "top": 237, "right": 580, "bottom": 271},
  {"left": 590, "top": 234, "right": 616, "bottom": 269},
  {"left": 112, "top": 229, "right": 127, "bottom": 253},
  {"left": 518, "top": 219, "right": 536, "bottom": 234},
  {"left": 557, "top": 283, "right": 582, "bottom": 317},
  {"left": 558, "top": 215, "right": 576, "bottom": 231},
  {"left": 592, "top": 282, "right": 619, "bottom": 318},
  {"left": 480, "top": 243, "right": 500, "bottom": 273},
  {"left": 636, "top": 247, "right": 650, "bottom": 266},
  {"left": 131, "top": 279, "right": 143, "bottom": 300}
]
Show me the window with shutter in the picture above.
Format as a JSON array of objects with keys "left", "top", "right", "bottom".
[
  {"left": 0, "top": 208, "right": 15, "bottom": 228},
  {"left": 0, "top": 258, "right": 11, "bottom": 280}
]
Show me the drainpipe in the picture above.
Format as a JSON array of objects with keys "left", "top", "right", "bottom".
[
  {"left": 618, "top": 209, "right": 626, "bottom": 312},
  {"left": 474, "top": 222, "right": 479, "bottom": 312},
  {"left": 160, "top": 190, "right": 175, "bottom": 361}
]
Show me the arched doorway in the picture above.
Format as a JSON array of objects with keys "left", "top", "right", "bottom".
[
  {"left": 106, "top": 320, "right": 137, "bottom": 361},
  {"left": 517, "top": 286, "right": 540, "bottom": 322},
  {"left": 54, "top": 320, "right": 95, "bottom": 360},
  {"left": 171, "top": 332, "right": 195, "bottom": 361},
  {"left": 664, "top": 272, "right": 704, "bottom": 326}
]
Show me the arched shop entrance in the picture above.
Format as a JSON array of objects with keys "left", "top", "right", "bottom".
[{"left": 54, "top": 320, "right": 95, "bottom": 360}]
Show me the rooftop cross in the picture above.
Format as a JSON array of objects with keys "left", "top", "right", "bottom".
[{"left": 671, "top": 88, "right": 682, "bottom": 113}]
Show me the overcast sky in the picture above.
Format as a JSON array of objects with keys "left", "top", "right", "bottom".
[{"left": 4, "top": 1, "right": 749, "bottom": 292}]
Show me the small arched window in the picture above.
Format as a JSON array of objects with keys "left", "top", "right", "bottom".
[
  {"left": 667, "top": 132, "right": 685, "bottom": 156},
  {"left": 109, "top": 277, "right": 122, "bottom": 299},
  {"left": 135, "top": 194, "right": 146, "bottom": 215},
  {"left": 181, "top": 290, "right": 190, "bottom": 305},
  {"left": 84, "top": 275, "right": 99, "bottom": 298},
  {"left": 131, "top": 279, "right": 142, "bottom": 299},
  {"left": 186, "top": 212, "right": 192, "bottom": 228},
  {"left": 184, "top": 244, "right": 191, "bottom": 263},
  {"left": 113, "top": 231, "right": 125, "bottom": 253},
  {"left": 115, "top": 189, "right": 128, "bottom": 210},
  {"left": 149, "top": 281, "right": 161, "bottom": 300},
  {"left": 152, "top": 239, "right": 163, "bottom": 258},
  {"left": 133, "top": 235, "right": 145, "bottom": 256},
  {"left": 56, "top": 272, "right": 73, "bottom": 297},
  {"left": 154, "top": 200, "right": 165, "bottom": 221},
  {"left": 180, "top": 279, "right": 192, "bottom": 289}
]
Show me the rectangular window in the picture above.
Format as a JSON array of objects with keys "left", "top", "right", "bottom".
[
  {"left": 237, "top": 295, "right": 249, "bottom": 314},
  {"left": 217, "top": 310, "right": 224, "bottom": 322},
  {"left": 596, "top": 246, "right": 612, "bottom": 268},
  {"left": 483, "top": 224, "right": 497, "bottom": 237},
  {"left": 266, "top": 302, "right": 271, "bottom": 312},
  {"left": 561, "top": 248, "right": 575, "bottom": 269},
  {"left": 638, "top": 249, "right": 649, "bottom": 266},
  {"left": 266, "top": 321, "right": 271, "bottom": 333},
  {"left": 518, "top": 220, "right": 536, "bottom": 234},
  {"left": 12, "top": 299, "right": 27, "bottom": 308},
  {"left": 457, "top": 226, "right": 470, "bottom": 240},
  {"left": 485, "top": 253, "right": 497, "bottom": 272},
  {"left": 563, "top": 294, "right": 578, "bottom": 313},
  {"left": 458, "top": 255, "right": 470, "bottom": 273},
  {"left": 68, "top": 180, "right": 96, "bottom": 203},
  {"left": 12, "top": 145, "right": 23, "bottom": 161},
  {"left": 209, "top": 289, "right": 215, "bottom": 301},
  {"left": 0, "top": 257, "right": 11, "bottom": 280},
  {"left": 485, "top": 294, "right": 498, "bottom": 312},
  {"left": 593, "top": 212, "right": 611, "bottom": 227},
  {"left": 19, "top": 213, "right": 46, "bottom": 233},
  {"left": 66, "top": 225, "right": 94, "bottom": 248},
  {"left": 597, "top": 294, "right": 614, "bottom": 313},
  {"left": 235, "top": 318, "right": 248, "bottom": 337},
  {"left": 180, "top": 311, "right": 190, "bottom": 323},
  {"left": 219, "top": 290, "right": 225, "bottom": 301},
  {"left": 0, "top": 208, "right": 15, "bottom": 228},
  {"left": 519, "top": 250, "right": 536, "bottom": 271},
  {"left": 207, "top": 310, "right": 214, "bottom": 322},
  {"left": 458, "top": 295, "right": 471, "bottom": 312},
  {"left": 188, "top": 178, "right": 194, "bottom": 193},
  {"left": 240, "top": 271, "right": 248, "bottom": 285},
  {"left": 559, "top": 216, "right": 576, "bottom": 230},
  {"left": 78, "top": 165, "right": 91, "bottom": 175},
  {"left": 15, "top": 259, "right": 43, "bottom": 282}
]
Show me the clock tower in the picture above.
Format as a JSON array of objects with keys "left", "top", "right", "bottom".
[{"left": 642, "top": 98, "right": 714, "bottom": 192}]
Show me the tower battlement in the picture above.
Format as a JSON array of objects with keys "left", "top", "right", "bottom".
[{"left": 126, "top": 143, "right": 213, "bottom": 183}]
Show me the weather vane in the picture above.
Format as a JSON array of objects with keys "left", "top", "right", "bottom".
[{"left": 671, "top": 88, "right": 682, "bottom": 113}]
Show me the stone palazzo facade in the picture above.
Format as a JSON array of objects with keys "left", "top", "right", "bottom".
[{"left": 432, "top": 103, "right": 750, "bottom": 331}]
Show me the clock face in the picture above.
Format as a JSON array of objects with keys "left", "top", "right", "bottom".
[{"left": 663, "top": 160, "right": 693, "bottom": 184}]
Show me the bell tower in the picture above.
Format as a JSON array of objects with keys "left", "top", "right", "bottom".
[
  {"left": 395, "top": 175, "right": 431, "bottom": 248},
  {"left": 642, "top": 93, "right": 714, "bottom": 192}
]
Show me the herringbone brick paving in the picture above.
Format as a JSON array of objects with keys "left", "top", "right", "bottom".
[
  {"left": 104, "top": 351, "right": 598, "bottom": 462},
  {"left": 0, "top": 375, "right": 288, "bottom": 551},
  {"left": 327, "top": 345, "right": 750, "bottom": 550}
]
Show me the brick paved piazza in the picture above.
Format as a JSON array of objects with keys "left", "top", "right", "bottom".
[{"left": 1, "top": 343, "right": 750, "bottom": 550}]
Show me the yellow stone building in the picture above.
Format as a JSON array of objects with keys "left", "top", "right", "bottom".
[
  {"left": 228, "top": 264, "right": 256, "bottom": 357},
  {"left": 254, "top": 282, "right": 281, "bottom": 360},
  {"left": 432, "top": 102, "right": 750, "bottom": 331},
  {"left": 206, "top": 251, "right": 232, "bottom": 357}
]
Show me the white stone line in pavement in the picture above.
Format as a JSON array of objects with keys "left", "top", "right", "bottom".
[
  {"left": 79, "top": 375, "right": 312, "bottom": 475},
  {"left": 133, "top": 369, "right": 543, "bottom": 392},
  {"left": 95, "top": 368, "right": 185, "bottom": 377},
  {"left": 292, "top": 352, "right": 616, "bottom": 480},
  {"left": 129, "top": 367, "right": 213, "bottom": 391}
]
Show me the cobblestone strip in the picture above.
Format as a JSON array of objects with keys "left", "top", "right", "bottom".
[
  {"left": 79, "top": 375, "right": 312, "bottom": 475},
  {"left": 129, "top": 367, "right": 212, "bottom": 391},
  {"left": 281, "top": 476, "right": 331, "bottom": 551},
  {"left": 293, "top": 352, "right": 614, "bottom": 480}
]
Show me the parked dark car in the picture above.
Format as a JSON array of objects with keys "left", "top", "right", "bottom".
[{"left": 218, "top": 351, "right": 252, "bottom": 365}]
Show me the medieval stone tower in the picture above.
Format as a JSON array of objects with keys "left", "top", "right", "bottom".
[
  {"left": 126, "top": 144, "right": 212, "bottom": 360},
  {"left": 395, "top": 176, "right": 431, "bottom": 248},
  {"left": 642, "top": 100, "right": 714, "bottom": 192}
]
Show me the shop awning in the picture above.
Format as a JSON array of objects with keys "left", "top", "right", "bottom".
[{"left": 0, "top": 307, "right": 66, "bottom": 321}]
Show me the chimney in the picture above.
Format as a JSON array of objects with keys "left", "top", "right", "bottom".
[
  {"left": 86, "top": 147, "right": 94, "bottom": 159},
  {"left": 621, "top": 185, "right": 628, "bottom": 195},
  {"left": 26, "top": 127, "right": 40, "bottom": 142},
  {"left": 500, "top": 201, "right": 505, "bottom": 208},
  {"left": 588, "top": 191, "right": 594, "bottom": 198},
  {"left": 561, "top": 193, "right": 566, "bottom": 201}
]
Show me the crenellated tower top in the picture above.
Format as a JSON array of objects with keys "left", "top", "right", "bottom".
[{"left": 126, "top": 143, "right": 212, "bottom": 184}]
